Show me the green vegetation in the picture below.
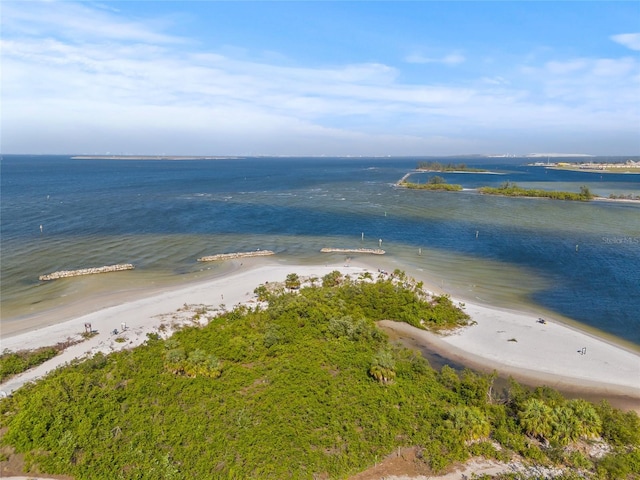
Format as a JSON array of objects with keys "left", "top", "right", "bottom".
[
  {"left": 479, "top": 182, "right": 594, "bottom": 201},
  {"left": 0, "top": 346, "right": 61, "bottom": 383},
  {"left": 417, "top": 161, "right": 487, "bottom": 172},
  {"left": 1, "top": 271, "right": 638, "bottom": 479},
  {"left": 609, "top": 193, "right": 640, "bottom": 200},
  {"left": 400, "top": 175, "right": 463, "bottom": 191},
  {"left": 285, "top": 272, "right": 301, "bottom": 290}
]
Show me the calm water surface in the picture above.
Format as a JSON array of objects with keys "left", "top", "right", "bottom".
[{"left": 1, "top": 155, "right": 639, "bottom": 344}]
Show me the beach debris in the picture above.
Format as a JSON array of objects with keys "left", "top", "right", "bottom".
[
  {"left": 197, "top": 250, "right": 275, "bottom": 262},
  {"left": 39, "top": 264, "right": 134, "bottom": 281}
]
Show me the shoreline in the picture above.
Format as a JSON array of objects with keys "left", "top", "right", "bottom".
[{"left": 2, "top": 259, "right": 639, "bottom": 412}]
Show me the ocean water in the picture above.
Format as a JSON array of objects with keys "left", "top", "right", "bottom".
[{"left": 1, "top": 155, "right": 639, "bottom": 345}]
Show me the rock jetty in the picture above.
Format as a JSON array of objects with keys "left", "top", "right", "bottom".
[
  {"left": 320, "top": 248, "right": 385, "bottom": 255},
  {"left": 39, "top": 264, "right": 135, "bottom": 281},
  {"left": 197, "top": 250, "right": 275, "bottom": 262}
]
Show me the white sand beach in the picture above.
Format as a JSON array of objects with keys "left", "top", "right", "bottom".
[{"left": 1, "top": 260, "right": 639, "bottom": 412}]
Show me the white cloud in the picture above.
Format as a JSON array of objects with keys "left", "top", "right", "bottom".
[
  {"left": 481, "top": 76, "right": 509, "bottom": 85},
  {"left": 1, "top": 1, "right": 639, "bottom": 155},
  {"left": 1, "top": 0, "right": 183, "bottom": 44},
  {"left": 404, "top": 52, "right": 465, "bottom": 65},
  {"left": 545, "top": 59, "right": 588, "bottom": 75},
  {"left": 611, "top": 33, "right": 640, "bottom": 51},
  {"left": 592, "top": 57, "right": 636, "bottom": 76}
]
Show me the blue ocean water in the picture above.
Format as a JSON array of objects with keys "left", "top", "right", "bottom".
[{"left": 1, "top": 155, "right": 639, "bottom": 344}]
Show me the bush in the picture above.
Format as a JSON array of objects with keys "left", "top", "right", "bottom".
[{"left": 0, "top": 347, "right": 59, "bottom": 382}]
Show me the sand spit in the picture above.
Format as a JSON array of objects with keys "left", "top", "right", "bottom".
[
  {"left": 197, "top": 250, "right": 275, "bottom": 262},
  {"left": 38, "top": 264, "right": 134, "bottom": 281}
]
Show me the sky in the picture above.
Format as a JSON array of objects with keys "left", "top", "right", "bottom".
[{"left": 1, "top": 1, "right": 639, "bottom": 156}]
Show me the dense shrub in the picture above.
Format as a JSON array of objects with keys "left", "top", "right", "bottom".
[{"left": 0, "top": 274, "right": 637, "bottom": 479}]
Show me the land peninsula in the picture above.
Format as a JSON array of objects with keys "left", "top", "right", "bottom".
[
  {"left": 528, "top": 159, "right": 640, "bottom": 174},
  {"left": 1, "top": 259, "right": 639, "bottom": 479}
]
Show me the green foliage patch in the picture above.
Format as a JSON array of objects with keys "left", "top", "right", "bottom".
[
  {"left": 0, "top": 273, "right": 637, "bottom": 479},
  {"left": 0, "top": 347, "right": 60, "bottom": 383},
  {"left": 401, "top": 181, "right": 463, "bottom": 191},
  {"left": 416, "top": 161, "right": 487, "bottom": 172},
  {"left": 479, "top": 182, "right": 594, "bottom": 201}
]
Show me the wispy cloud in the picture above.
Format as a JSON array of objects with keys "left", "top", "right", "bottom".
[
  {"left": 2, "top": 1, "right": 638, "bottom": 155},
  {"left": 404, "top": 52, "right": 466, "bottom": 65},
  {"left": 1, "top": 1, "right": 183, "bottom": 44},
  {"left": 611, "top": 33, "right": 640, "bottom": 51}
]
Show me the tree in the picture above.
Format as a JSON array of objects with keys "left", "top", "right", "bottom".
[
  {"left": 254, "top": 285, "right": 270, "bottom": 302},
  {"left": 519, "top": 398, "right": 553, "bottom": 442},
  {"left": 369, "top": 349, "right": 396, "bottom": 384},
  {"left": 285, "top": 273, "right": 301, "bottom": 290},
  {"left": 322, "top": 270, "right": 342, "bottom": 287},
  {"left": 551, "top": 405, "right": 581, "bottom": 445},
  {"left": 447, "top": 406, "right": 491, "bottom": 441},
  {"left": 580, "top": 185, "right": 594, "bottom": 200},
  {"left": 568, "top": 399, "right": 601, "bottom": 439}
]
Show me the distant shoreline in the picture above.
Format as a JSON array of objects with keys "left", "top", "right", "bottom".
[
  {"left": 72, "top": 155, "right": 241, "bottom": 160},
  {"left": 549, "top": 167, "right": 640, "bottom": 174}
]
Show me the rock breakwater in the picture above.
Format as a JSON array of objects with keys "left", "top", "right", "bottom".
[
  {"left": 197, "top": 250, "right": 275, "bottom": 262},
  {"left": 39, "top": 264, "right": 135, "bottom": 281},
  {"left": 320, "top": 248, "right": 385, "bottom": 255}
]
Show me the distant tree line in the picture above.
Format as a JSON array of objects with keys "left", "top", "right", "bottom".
[{"left": 417, "top": 161, "right": 486, "bottom": 172}]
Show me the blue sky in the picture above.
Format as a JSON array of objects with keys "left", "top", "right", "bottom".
[{"left": 2, "top": 1, "right": 639, "bottom": 156}]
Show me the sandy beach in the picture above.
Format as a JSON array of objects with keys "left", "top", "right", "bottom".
[{"left": 1, "top": 259, "right": 639, "bottom": 412}]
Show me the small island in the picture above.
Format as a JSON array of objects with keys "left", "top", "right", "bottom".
[
  {"left": 398, "top": 175, "right": 463, "bottom": 191},
  {"left": 479, "top": 181, "right": 594, "bottom": 201},
  {"left": 417, "top": 161, "right": 487, "bottom": 173}
]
